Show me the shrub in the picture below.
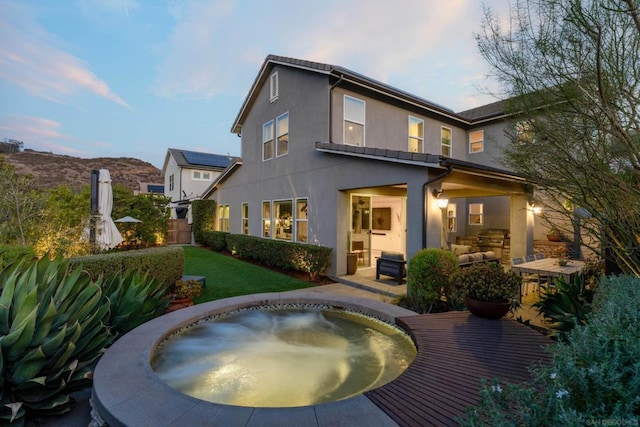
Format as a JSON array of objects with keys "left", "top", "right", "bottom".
[
  {"left": 191, "top": 199, "right": 216, "bottom": 243},
  {"left": 209, "top": 233, "right": 332, "bottom": 280},
  {"left": 456, "top": 262, "right": 521, "bottom": 303},
  {"left": 0, "top": 255, "right": 112, "bottom": 425},
  {"left": 200, "top": 230, "right": 228, "bottom": 251},
  {"left": 71, "top": 246, "right": 184, "bottom": 288},
  {"left": 404, "top": 248, "right": 459, "bottom": 313},
  {"left": 460, "top": 275, "right": 640, "bottom": 426},
  {"left": 102, "top": 270, "right": 170, "bottom": 339},
  {"left": 533, "top": 276, "right": 595, "bottom": 340},
  {"left": 170, "top": 279, "right": 203, "bottom": 300},
  {"left": 0, "top": 245, "right": 36, "bottom": 269}
]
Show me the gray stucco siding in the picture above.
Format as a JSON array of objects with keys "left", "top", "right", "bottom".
[{"left": 211, "top": 152, "right": 435, "bottom": 276}]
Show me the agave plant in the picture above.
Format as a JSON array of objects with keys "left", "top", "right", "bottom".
[
  {"left": 0, "top": 255, "right": 112, "bottom": 425},
  {"left": 102, "top": 269, "right": 170, "bottom": 338},
  {"left": 533, "top": 276, "right": 595, "bottom": 340}
]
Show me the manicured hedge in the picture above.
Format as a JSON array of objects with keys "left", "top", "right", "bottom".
[
  {"left": 199, "top": 229, "right": 228, "bottom": 251},
  {"left": 70, "top": 246, "right": 184, "bottom": 288},
  {"left": 199, "top": 231, "right": 332, "bottom": 279}
]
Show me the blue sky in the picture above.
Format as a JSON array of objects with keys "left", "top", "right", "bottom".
[{"left": 0, "top": 0, "right": 509, "bottom": 169}]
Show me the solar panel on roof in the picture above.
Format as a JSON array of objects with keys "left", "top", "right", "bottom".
[{"left": 182, "top": 151, "right": 231, "bottom": 168}]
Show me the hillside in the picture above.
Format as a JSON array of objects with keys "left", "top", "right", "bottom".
[{"left": 4, "top": 150, "right": 163, "bottom": 192}]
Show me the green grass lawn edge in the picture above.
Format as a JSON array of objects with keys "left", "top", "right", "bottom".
[{"left": 182, "top": 245, "right": 315, "bottom": 303}]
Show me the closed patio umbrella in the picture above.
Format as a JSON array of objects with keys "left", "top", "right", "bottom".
[{"left": 97, "top": 169, "right": 123, "bottom": 250}]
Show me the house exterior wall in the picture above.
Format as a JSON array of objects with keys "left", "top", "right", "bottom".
[
  {"left": 209, "top": 58, "right": 534, "bottom": 277},
  {"left": 210, "top": 64, "right": 453, "bottom": 275},
  {"left": 179, "top": 167, "right": 220, "bottom": 200},
  {"left": 164, "top": 156, "right": 181, "bottom": 202}
]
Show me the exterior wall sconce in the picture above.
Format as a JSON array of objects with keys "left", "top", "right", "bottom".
[
  {"left": 529, "top": 201, "right": 542, "bottom": 215},
  {"left": 433, "top": 189, "right": 449, "bottom": 209}
]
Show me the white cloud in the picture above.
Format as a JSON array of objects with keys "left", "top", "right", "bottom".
[
  {"left": 151, "top": 0, "right": 507, "bottom": 110},
  {"left": 0, "top": 1, "right": 130, "bottom": 107},
  {"left": 0, "top": 115, "right": 88, "bottom": 156}
]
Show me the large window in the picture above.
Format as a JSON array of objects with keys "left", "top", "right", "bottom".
[
  {"left": 262, "top": 201, "right": 271, "bottom": 237},
  {"left": 344, "top": 95, "right": 365, "bottom": 146},
  {"left": 218, "top": 204, "right": 229, "bottom": 232},
  {"left": 296, "top": 198, "right": 308, "bottom": 243},
  {"left": 276, "top": 112, "right": 289, "bottom": 157},
  {"left": 441, "top": 127, "right": 452, "bottom": 157},
  {"left": 469, "top": 130, "right": 484, "bottom": 153},
  {"left": 263, "top": 120, "right": 274, "bottom": 161},
  {"left": 408, "top": 116, "right": 423, "bottom": 153},
  {"left": 241, "top": 203, "right": 248, "bottom": 235},
  {"left": 469, "top": 203, "right": 483, "bottom": 225},
  {"left": 274, "top": 199, "right": 293, "bottom": 241}
]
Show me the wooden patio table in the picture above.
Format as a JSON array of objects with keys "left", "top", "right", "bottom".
[{"left": 511, "top": 257, "right": 585, "bottom": 282}]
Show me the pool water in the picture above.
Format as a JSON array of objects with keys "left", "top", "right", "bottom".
[{"left": 151, "top": 308, "right": 416, "bottom": 407}]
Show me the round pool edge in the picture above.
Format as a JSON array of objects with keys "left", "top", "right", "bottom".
[{"left": 91, "top": 291, "right": 418, "bottom": 427}]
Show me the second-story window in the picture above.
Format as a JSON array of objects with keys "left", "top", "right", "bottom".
[
  {"left": 441, "top": 127, "right": 452, "bottom": 157},
  {"left": 408, "top": 116, "right": 423, "bottom": 153},
  {"left": 192, "top": 171, "right": 211, "bottom": 180},
  {"left": 344, "top": 95, "right": 365, "bottom": 146},
  {"left": 276, "top": 112, "right": 289, "bottom": 157},
  {"left": 169, "top": 174, "right": 174, "bottom": 191},
  {"left": 469, "top": 130, "right": 484, "bottom": 153},
  {"left": 263, "top": 120, "right": 274, "bottom": 161}
]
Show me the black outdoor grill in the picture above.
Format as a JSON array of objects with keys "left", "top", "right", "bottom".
[{"left": 476, "top": 229, "right": 509, "bottom": 259}]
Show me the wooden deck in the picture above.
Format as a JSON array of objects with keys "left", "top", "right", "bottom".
[{"left": 365, "top": 311, "right": 552, "bottom": 426}]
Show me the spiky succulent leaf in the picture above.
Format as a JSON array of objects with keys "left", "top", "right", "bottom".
[
  {"left": 30, "top": 298, "right": 56, "bottom": 345},
  {"left": 9, "top": 347, "right": 46, "bottom": 384},
  {"left": 0, "top": 266, "right": 20, "bottom": 334},
  {"left": 1, "top": 255, "right": 112, "bottom": 425}
]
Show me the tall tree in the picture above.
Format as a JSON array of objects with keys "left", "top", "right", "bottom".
[{"left": 477, "top": 0, "right": 640, "bottom": 274}]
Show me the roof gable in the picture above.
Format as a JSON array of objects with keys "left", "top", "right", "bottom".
[{"left": 231, "top": 55, "right": 511, "bottom": 134}]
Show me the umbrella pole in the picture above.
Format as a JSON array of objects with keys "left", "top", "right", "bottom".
[{"left": 90, "top": 169, "right": 100, "bottom": 245}]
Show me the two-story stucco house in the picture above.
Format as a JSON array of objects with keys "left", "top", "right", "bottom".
[
  {"left": 203, "top": 55, "right": 538, "bottom": 277},
  {"left": 162, "top": 148, "right": 236, "bottom": 218}
]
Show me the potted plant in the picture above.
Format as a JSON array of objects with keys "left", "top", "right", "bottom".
[
  {"left": 455, "top": 263, "right": 522, "bottom": 319},
  {"left": 546, "top": 227, "right": 564, "bottom": 242},
  {"left": 167, "top": 279, "right": 203, "bottom": 312}
]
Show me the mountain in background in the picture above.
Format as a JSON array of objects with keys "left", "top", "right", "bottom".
[{"left": 4, "top": 149, "right": 163, "bottom": 192}]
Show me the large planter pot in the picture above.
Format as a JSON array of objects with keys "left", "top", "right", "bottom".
[
  {"left": 346, "top": 253, "right": 358, "bottom": 275},
  {"left": 166, "top": 297, "right": 194, "bottom": 313},
  {"left": 464, "top": 297, "right": 511, "bottom": 320}
]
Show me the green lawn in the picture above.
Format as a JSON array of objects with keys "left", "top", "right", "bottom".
[{"left": 182, "top": 245, "right": 314, "bottom": 303}]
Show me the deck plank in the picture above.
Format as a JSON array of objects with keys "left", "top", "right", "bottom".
[{"left": 366, "top": 311, "right": 552, "bottom": 427}]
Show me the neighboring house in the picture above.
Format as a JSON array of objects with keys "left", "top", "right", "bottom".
[
  {"left": 162, "top": 148, "right": 235, "bottom": 219},
  {"left": 203, "top": 55, "right": 540, "bottom": 277}
]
